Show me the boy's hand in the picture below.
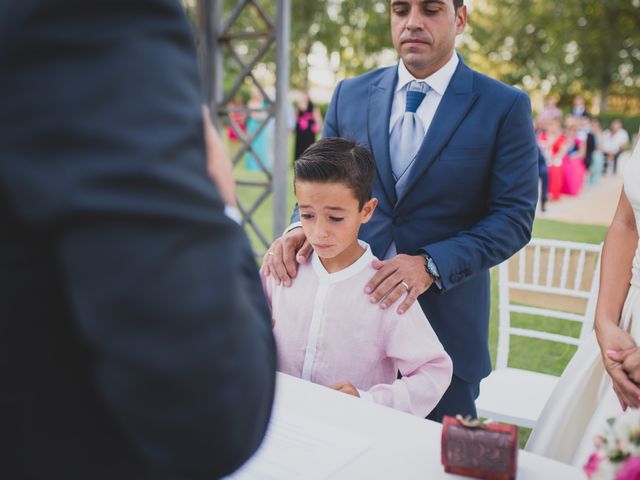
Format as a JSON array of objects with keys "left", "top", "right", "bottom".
[{"left": 330, "top": 381, "right": 360, "bottom": 397}]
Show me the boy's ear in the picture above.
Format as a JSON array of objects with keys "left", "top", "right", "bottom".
[{"left": 360, "top": 198, "right": 378, "bottom": 224}]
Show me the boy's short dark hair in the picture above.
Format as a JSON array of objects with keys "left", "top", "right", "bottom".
[
  {"left": 454, "top": 0, "right": 463, "bottom": 8},
  {"left": 294, "top": 137, "right": 376, "bottom": 210}
]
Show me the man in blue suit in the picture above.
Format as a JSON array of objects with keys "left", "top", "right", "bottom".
[
  {"left": 1, "top": 1, "right": 275, "bottom": 478},
  {"left": 263, "top": 0, "right": 538, "bottom": 420}
]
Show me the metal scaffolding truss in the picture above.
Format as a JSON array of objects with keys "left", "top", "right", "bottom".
[{"left": 197, "top": 0, "right": 290, "bottom": 255}]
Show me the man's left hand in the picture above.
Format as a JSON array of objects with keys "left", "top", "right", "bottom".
[
  {"left": 202, "top": 105, "right": 237, "bottom": 207},
  {"left": 365, "top": 254, "right": 432, "bottom": 315}
]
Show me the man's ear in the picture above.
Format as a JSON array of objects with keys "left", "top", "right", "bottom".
[
  {"left": 455, "top": 5, "right": 468, "bottom": 33},
  {"left": 360, "top": 198, "right": 378, "bottom": 224}
]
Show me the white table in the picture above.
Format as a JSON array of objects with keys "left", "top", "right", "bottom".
[{"left": 240, "top": 373, "right": 586, "bottom": 480}]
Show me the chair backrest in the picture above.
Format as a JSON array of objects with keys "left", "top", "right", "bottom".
[{"left": 496, "top": 238, "right": 602, "bottom": 370}]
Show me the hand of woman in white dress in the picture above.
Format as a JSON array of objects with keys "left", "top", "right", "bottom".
[
  {"left": 608, "top": 346, "right": 640, "bottom": 385},
  {"left": 598, "top": 322, "right": 640, "bottom": 410}
]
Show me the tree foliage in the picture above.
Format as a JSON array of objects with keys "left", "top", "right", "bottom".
[
  {"left": 187, "top": 0, "right": 640, "bottom": 112},
  {"left": 469, "top": 0, "right": 640, "bottom": 111},
  {"left": 290, "top": 0, "right": 392, "bottom": 86}
]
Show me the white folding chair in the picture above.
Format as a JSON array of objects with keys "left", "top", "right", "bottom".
[{"left": 476, "top": 238, "right": 602, "bottom": 428}]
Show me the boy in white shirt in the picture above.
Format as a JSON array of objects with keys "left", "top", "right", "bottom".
[{"left": 261, "top": 138, "right": 452, "bottom": 417}]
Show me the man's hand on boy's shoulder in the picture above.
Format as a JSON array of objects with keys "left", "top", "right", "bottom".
[
  {"left": 262, "top": 227, "right": 312, "bottom": 287},
  {"left": 330, "top": 381, "right": 360, "bottom": 398},
  {"left": 365, "top": 254, "right": 432, "bottom": 315}
]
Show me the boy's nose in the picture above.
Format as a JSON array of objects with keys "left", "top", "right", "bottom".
[{"left": 315, "top": 223, "right": 330, "bottom": 238}]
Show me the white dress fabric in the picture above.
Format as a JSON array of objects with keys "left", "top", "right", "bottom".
[{"left": 526, "top": 141, "right": 640, "bottom": 466}]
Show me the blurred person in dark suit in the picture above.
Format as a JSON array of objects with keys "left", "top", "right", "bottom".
[{"left": 0, "top": 1, "right": 275, "bottom": 478}]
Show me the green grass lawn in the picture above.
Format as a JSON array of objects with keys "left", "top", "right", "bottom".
[
  {"left": 488, "top": 219, "right": 608, "bottom": 373},
  {"left": 232, "top": 142, "right": 609, "bottom": 446}
]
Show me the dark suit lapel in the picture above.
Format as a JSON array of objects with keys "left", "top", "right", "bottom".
[
  {"left": 395, "top": 59, "right": 479, "bottom": 207},
  {"left": 367, "top": 67, "right": 398, "bottom": 206}
]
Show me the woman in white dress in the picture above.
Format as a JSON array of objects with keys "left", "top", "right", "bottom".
[{"left": 526, "top": 141, "right": 640, "bottom": 466}]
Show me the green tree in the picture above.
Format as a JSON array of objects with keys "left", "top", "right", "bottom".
[
  {"left": 469, "top": 0, "right": 640, "bottom": 112},
  {"left": 288, "top": 0, "right": 393, "bottom": 87}
]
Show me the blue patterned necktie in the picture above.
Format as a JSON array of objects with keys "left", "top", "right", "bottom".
[{"left": 390, "top": 81, "right": 429, "bottom": 183}]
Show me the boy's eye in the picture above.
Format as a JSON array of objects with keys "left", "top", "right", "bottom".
[
  {"left": 329, "top": 216, "right": 344, "bottom": 222},
  {"left": 300, "top": 213, "right": 314, "bottom": 220}
]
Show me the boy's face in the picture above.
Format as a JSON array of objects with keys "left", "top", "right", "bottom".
[{"left": 296, "top": 181, "right": 377, "bottom": 268}]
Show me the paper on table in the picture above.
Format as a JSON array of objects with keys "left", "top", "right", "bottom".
[{"left": 227, "top": 407, "right": 373, "bottom": 480}]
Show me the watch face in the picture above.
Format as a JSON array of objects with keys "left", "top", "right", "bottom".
[{"left": 427, "top": 258, "right": 439, "bottom": 278}]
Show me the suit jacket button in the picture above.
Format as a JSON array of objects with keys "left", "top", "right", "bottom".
[{"left": 393, "top": 216, "right": 403, "bottom": 226}]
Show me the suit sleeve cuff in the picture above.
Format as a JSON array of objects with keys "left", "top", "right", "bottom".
[{"left": 224, "top": 205, "right": 242, "bottom": 225}]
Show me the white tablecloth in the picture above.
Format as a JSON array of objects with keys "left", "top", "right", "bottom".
[{"left": 236, "top": 373, "right": 586, "bottom": 480}]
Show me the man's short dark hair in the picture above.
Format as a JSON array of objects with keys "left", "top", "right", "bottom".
[
  {"left": 294, "top": 137, "right": 376, "bottom": 210},
  {"left": 454, "top": 0, "right": 464, "bottom": 8}
]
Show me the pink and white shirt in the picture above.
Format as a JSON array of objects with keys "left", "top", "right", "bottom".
[{"left": 261, "top": 241, "right": 453, "bottom": 417}]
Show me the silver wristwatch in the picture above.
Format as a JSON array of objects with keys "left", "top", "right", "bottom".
[{"left": 423, "top": 254, "right": 440, "bottom": 281}]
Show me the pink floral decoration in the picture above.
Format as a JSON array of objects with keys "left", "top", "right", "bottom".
[
  {"left": 584, "top": 452, "right": 602, "bottom": 478},
  {"left": 616, "top": 456, "right": 640, "bottom": 480}
]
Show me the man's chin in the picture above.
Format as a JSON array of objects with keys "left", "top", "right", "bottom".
[{"left": 402, "top": 58, "right": 432, "bottom": 78}]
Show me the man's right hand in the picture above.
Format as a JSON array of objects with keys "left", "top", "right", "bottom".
[{"left": 261, "top": 227, "right": 312, "bottom": 287}]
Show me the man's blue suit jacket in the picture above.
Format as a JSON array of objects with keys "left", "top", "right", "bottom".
[{"left": 318, "top": 58, "right": 538, "bottom": 384}]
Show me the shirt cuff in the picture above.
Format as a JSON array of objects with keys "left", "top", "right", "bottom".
[
  {"left": 357, "top": 389, "right": 374, "bottom": 403},
  {"left": 283, "top": 221, "right": 302, "bottom": 236},
  {"left": 224, "top": 205, "right": 242, "bottom": 225}
]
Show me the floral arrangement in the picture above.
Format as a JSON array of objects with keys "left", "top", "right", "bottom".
[{"left": 585, "top": 409, "right": 640, "bottom": 480}]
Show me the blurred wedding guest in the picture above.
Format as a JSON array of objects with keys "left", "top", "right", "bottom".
[
  {"left": 560, "top": 118, "right": 586, "bottom": 196},
  {"left": 245, "top": 86, "right": 273, "bottom": 172},
  {"left": 225, "top": 94, "right": 247, "bottom": 163},
  {"left": 603, "top": 119, "right": 630, "bottom": 175},
  {"left": 571, "top": 95, "right": 588, "bottom": 118},
  {"left": 585, "top": 118, "right": 605, "bottom": 186},
  {"left": 0, "top": 1, "right": 276, "bottom": 479},
  {"left": 538, "top": 96, "right": 563, "bottom": 124},
  {"left": 539, "top": 119, "right": 566, "bottom": 201},
  {"left": 294, "top": 91, "right": 323, "bottom": 161}
]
